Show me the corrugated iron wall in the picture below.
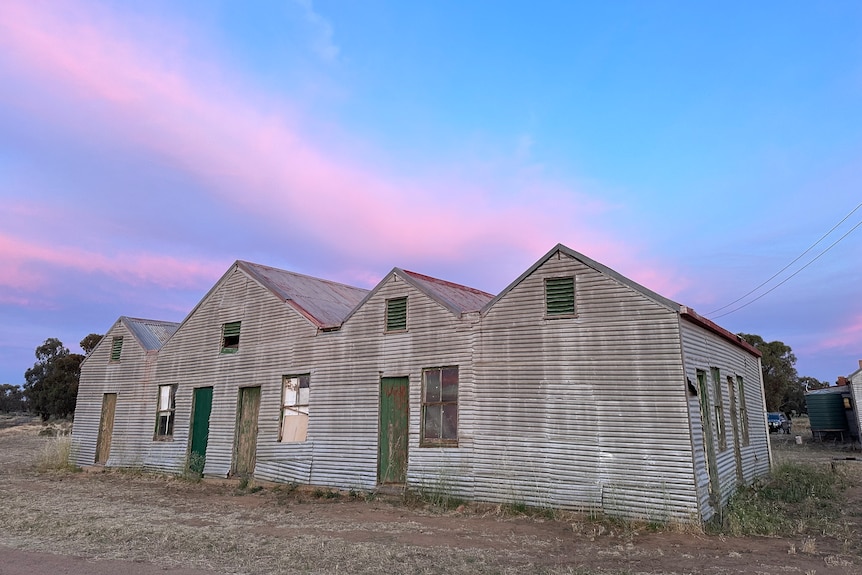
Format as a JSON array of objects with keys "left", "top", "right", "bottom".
[
  {"left": 679, "top": 320, "right": 770, "bottom": 520},
  {"left": 315, "top": 273, "right": 477, "bottom": 493},
  {"left": 71, "top": 321, "right": 160, "bottom": 469},
  {"left": 475, "top": 252, "right": 699, "bottom": 521},
  {"left": 154, "top": 267, "right": 321, "bottom": 479}
]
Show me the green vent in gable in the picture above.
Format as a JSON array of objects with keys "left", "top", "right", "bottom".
[
  {"left": 385, "top": 297, "right": 407, "bottom": 332},
  {"left": 110, "top": 337, "right": 123, "bottom": 361},
  {"left": 545, "top": 277, "right": 575, "bottom": 316},
  {"left": 221, "top": 321, "right": 241, "bottom": 353}
]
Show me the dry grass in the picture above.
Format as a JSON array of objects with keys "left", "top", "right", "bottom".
[{"left": 2, "top": 418, "right": 860, "bottom": 574}]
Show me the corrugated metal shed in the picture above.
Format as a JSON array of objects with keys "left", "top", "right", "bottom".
[{"left": 72, "top": 243, "right": 771, "bottom": 524}]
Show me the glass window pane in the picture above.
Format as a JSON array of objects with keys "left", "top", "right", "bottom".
[
  {"left": 424, "top": 405, "right": 441, "bottom": 439},
  {"left": 159, "top": 386, "right": 172, "bottom": 410},
  {"left": 298, "top": 387, "right": 309, "bottom": 406},
  {"left": 425, "top": 370, "right": 441, "bottom": 402},
  {"left": 442, "top": 404, "right": 458, "bottom": 440},
  {"left": 284, "top": 388, "right": 297, "bottom": 407},
  {"left": 441, "top": 367, "right": 458, "bottom": 402}
]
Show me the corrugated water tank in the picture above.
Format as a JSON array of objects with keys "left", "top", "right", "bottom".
[{"left": 806, "top": 391, "right": 849, "bottom": 432}]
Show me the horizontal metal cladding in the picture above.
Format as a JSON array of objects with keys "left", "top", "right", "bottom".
[
  {"left": 680, "top": 319, "right": 770, "bottom": 518},
  {"left": 72, "top": 321, "right": 156, "bottom": 468},
  {"left": 474, "top": 252, "right": 698, "bottom": 521},
  {"left": 331, "top": 274, "right": 478, "bottom": 497},
  {"left": 155, "top": 268, "right": 323, "bottom": 479}
]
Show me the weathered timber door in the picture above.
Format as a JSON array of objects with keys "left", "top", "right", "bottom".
[
  {"left": 95, "top": 393, "right": 117, "bottom": 464},
  {"left": 189, "top": 387, "right": 213, "bottom": 475},
  {"left": 233, "top": 386, "right": 261, "bottom": 477},
  {"left": 379, "top": 377, "right": 409, "bottom": 484},
  {"left": 727, "top": 378, "right": 744, "bottom": 484},
  {"left": 697, "top": 371, "right": 720, "bottom": 499}
]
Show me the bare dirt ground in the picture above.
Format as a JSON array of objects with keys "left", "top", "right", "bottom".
[{"left": 1, "top": 417, "right": 860, "bottom": 575}]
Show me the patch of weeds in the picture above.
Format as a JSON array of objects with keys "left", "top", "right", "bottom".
[
  {"left": 237, "top": 477, "right": 249, "bottom": 491},
  {"left": 182, "top": 453, "right": 205, "bottom": 482},
  {"left": 348, "top": 488, "right": 375, "bottom": 502},
  {"left": 404, "top": 485, "right": 464, "bottom": 512},
  {"left": 312, "top": 487, "right": 341, "bottom": 500},
  {"left": 711, "top": 461, "right": 851, "bottom": 536},
  {"left": 35, "top": 436, "right": 78, "bottom": 472},
  {"left": 274, "top": 482, "right": 300, "bottom": 505}
]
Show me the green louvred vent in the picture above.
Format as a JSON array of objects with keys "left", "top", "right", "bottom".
[
  {"left": 221, "top": 321, "right": 241, "bottom": 353},
  {"left": 386, "top": 297, "right": 407, "bottom": 332},
  {"left": 545, "top": 277, "right": 575, "bottom": 316},
  {"left": 110, "top": 337, "right": 123, "bottom": 361}
]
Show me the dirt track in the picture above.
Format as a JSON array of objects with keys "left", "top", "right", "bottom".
[{"left": 0, "top": 420, "right": 860, "bottom": 574}]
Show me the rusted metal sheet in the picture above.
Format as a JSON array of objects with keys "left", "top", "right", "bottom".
[{"left": 238, "top": 260, "right": 368, "bottom": 329}]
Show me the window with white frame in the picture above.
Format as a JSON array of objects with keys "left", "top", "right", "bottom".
[
  {"left": 155, "top": 384, "right": 177, "bottom": 439},
  {"left": 280, "top": 374, "right": 310, "bottom": 442}
]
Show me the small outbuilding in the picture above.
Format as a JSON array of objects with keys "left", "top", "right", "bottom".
[{"left": 72, "top": 244, "right": 771, "bottom": 523}]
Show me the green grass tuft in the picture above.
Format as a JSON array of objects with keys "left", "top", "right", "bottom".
[{"left": 712, "top": 461, "right": 850, "bottom": 536}]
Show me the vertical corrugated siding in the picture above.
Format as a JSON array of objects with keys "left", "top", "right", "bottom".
[
  {"left": 679, "top": 320, "right": 770, "bottom": 520},
  {"left": 850, "top": 374, "right": 862, "bottom": 447},
  {"left": 475, "top": 253, "right": 698, "bottom": 521}
]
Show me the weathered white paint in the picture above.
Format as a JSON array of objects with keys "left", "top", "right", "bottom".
[{"left": 73, "top": 245, "right": 771, "bottom": 523}]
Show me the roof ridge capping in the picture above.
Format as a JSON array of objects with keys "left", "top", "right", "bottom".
[{"left": 236, "top": 260, "right": 365, "bottom": 291}]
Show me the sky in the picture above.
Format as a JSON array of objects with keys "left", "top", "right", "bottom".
[{"left": 1, "top": 0, "right": 860, "bottom": 386}]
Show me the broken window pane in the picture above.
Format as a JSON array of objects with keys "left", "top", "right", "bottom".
[{"left": 421, "top": 366, "right": 458, "bottom": 446}]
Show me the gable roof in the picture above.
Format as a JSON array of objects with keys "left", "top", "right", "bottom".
[
  {"left": 400, "top": 270, "right": 495, "bottom": 315},
  {"left": 121, "top": 316, "right": 180, "bottom": 351},
  {"left": 238, "top": 261, "right": 369, "bottom": 330},
  {"left": 482, "top": 243, "right": 680, "bottom": 314},
  {"left": 341, "top": 267, "right": 494, "bottom": 325}
]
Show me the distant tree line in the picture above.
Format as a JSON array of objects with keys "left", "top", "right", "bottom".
[
  {"left": 6, "top": 334, "right": 103, "bottom": 420},
  {"left": 738, "top": 333, "right": 831, "bottom": 415}
]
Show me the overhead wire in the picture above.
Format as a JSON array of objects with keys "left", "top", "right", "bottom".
[
  {"left": 709, "top": 208, "right": 862, "bottom": 320},
  {"left": 705, "top": 201, "right": 862, "bottom": 316}
]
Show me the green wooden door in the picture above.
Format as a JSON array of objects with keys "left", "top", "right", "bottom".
[
  {"left": 697, "top": 371, "right": 720, "bottom": 499},
  {"left": 379, "top": 377, "right": 409, "bottom": 484},
  {"left": 233, "top": 386, "right": 261, "bottom": 477},
  {"left": 95, "top": 393, "right": 116, "bottom": 464},
  {"left": 189, "top": 387, "right": 213, "bottom": 474}
]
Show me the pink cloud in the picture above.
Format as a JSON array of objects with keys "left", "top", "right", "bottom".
[
  {"left": 0, "top": 232, "right": 226, "bottom": 295},
  {"left": 0, "top": 0, "right": 684, "bottom": 297},
  {"left": 804, "top": 313, "right": 862, "bottom": 354}
]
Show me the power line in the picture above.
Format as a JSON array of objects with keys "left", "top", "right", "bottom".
[
  {"left": 710, "top": 215, "right": 862, "bottom": 320},
  {"left": 705, "top": 202, "right": 862, "bottom": 316}
]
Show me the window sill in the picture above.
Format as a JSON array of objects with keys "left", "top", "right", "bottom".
[
  {"left": 420, "top": 441, "right": 459, "bottom": 448},
  {"left": 544, "top": 313, "right": 577, "bottom": 320}
]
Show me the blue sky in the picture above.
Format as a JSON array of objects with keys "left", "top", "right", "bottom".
[{"left": 1, "top": 0, "right": 860, "bottom": 385}]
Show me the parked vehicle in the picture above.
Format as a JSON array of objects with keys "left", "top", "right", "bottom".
[{"left": 767, "top": 412, "right": 791, "bottom": 433}]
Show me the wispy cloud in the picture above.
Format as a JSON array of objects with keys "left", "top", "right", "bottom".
[
  {"left": 0, "top": 0, "right": 684, "bottom": 298},
  {"left": 0, "top": 231, "right": 226, "bottom": 297},
  {"left": 295, "top": 0, "right": 340, "bottom": 62}
]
